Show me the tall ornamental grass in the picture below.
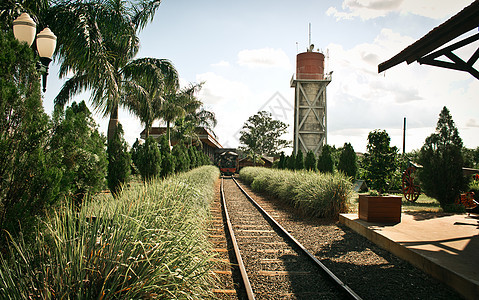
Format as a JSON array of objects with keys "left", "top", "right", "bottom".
[
  {"left": 240, "top": 167, "right": 352, "bottom": 218},
  {"left": 0, "top": 166, "right": 219, "bottom": 299}
]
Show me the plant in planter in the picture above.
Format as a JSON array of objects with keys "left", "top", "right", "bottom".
[{"left": 360, "top": 130, "right": 401, "bottom": 223}]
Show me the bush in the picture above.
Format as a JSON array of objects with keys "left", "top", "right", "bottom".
[
  {"left": 50, "top": 101, "right": 108, "bottom": 206},
  {"left": 240, "top": 167, "right": 352, "bottom": 218},
  {"left": 363, "top": 130, "right": 398, "bottom": 194},
  {"left": 0, "top": 31, "right": 62, "bottom": 235},
  {"left": 0, "top": 166, "right": 220, "bottom": 299},
  {"left": 135, "top": 137, "right": 162, "bottom": 181},
  {"left": 305, "top": 150, "right": 317, "bottom": 171},
  {"left": 317, "top": 145, "right": 334, "bottom": 173},
  {"left": 172, "top": 143, "right": 190, "bottom": 172},
  {"left": 337, "top": 142, "right": 357, "bottom": 179},
  {"left": 418, "top": 107, "right": 467, "bottom": 210},
  {"left": 295, "top": 150, "right": 305, "bottom": 170},
  {"left": 107, "top": 124, "right": 131, "bottom": 197}
]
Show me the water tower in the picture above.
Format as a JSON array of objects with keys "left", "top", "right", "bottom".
[{"left": 290, "top": 44, "right": 331, "bottom": 156}]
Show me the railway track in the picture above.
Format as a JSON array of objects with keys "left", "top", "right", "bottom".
[{"left": 219, "top": 176, "right": 362, "bottom": 300}]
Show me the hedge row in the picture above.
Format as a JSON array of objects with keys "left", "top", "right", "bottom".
[
  {"left": 239, "top": 167, "right": 352, "bottom": 218},
  {"left": 0, "top": 166, "right": 220, "bottom": 299}
]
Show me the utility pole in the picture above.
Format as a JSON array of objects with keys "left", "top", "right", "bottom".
[{"left": 403, "top": 117, "right": 406, "bottom": 155}]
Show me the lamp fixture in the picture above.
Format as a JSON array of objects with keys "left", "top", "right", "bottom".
[{"left": 13, "top": 12, "right": 57, "bottom": 92}]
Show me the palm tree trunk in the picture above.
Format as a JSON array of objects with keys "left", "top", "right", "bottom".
[
  {"left": 107, "top": 106, "right": 119, "bottom": 144},
  {"left": 166, "top": 120, "right": 171, "bottom": 149}
]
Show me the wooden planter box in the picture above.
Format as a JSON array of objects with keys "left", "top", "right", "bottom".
[{"left": 358, "top": 194, "right": 402, "bottom": 223}]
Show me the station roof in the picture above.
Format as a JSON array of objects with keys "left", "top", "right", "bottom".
[{"left": 378, "top": 0, "right": 479, "bottom": 79}]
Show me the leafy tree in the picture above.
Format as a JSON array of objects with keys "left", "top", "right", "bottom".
[
  {"left": 317, "top": 145, "right": 334, "bottom": 173},
  {"left": 188, "top": 146, "right": 198, "bottom": 169},
  {"left": 287, "top": 153, "right": 296, "bottom": 170},
  {"left": 135, "top": 137, "right": 162, "bottom": 182},
  {"left": 239, "top": 111, "right": 291, "bottom": 165},
  {"left": 172, "top": 143, "right": 190, "bottom": 172},
  {"left": 363, "top": 130, "right": 398, "bottom": 194},
  {"left": 50, "top": 101, "right": 107, "bottom": 206},
  {"left": 418, "top": 107, "right": 467, "bottom": 210},
  {"left": 0, "top": 31, "right": 62, "bottom": 234},
  {"left": 159, "top": 83, "right": 202, "bottom": 147},
  {"left": 107, "top": 124, "right": 131, "bottom": 197},
  {"left": 278, "top": 152, "right": 286, "bottom": 169},
  {"left": 305, "top": 150, "right": 317, "bottom": 171},
  {"left": 295, "top": 150, "right": 305, "bottom": 170},
  {"left": 122, "top": 58, "right": 179, "bottom": 139},
  {"left": 337, "top": 142, "right": 357, "bottom": 179}
]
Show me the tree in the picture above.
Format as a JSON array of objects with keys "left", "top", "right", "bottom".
[
  {"left": 337, "top": 142, "right": 357, "bottom": 179},
  {"left": 287, "top": 153, "right": 296, "bottom": 170},
  {"left": 363, "top": 130, "right": 398, "bottom": 194},
  {"left": 135, "top": 137, "right": 162, "bottom": 182},
  {"left": 50, "top": 101, "right": 107, "bottom": 206},
  {"left": 418, "top": 107, "right": 466, "bottom": 210},
  {"left": 278, "top": 152, "right": 286, "bottom": 169},
  {"left": 295, "top": 150, "right": 305, "bottom": 170},
  {"left": 158, "top": 134, "right": 175, "bottom": 177},
  {"left": 305, "top": 150, "right": 317, "bottom": 171},
  {"left": 239, "top": 111, "right": 291, "bottom": 165},
  {"left": 158, "top": 83, "right": 203, "bottom": 147},
  {"left": 172, "top": 143, "right": 190, "bottom": 173},
  {"left": 107, "top": 124, "right": 131, "bottom": 197},
  {"left": 122, "top": 57, "right": 179, "bottom": 139},
  {"left": 0, "top": 30, "right": 62, "bottom": 234},
  {"left": 317, "top": 145, "right": 334, "bottom": 173}
]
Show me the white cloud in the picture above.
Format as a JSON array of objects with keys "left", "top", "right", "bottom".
[
  {"left": 466, "top": 119, "right": 479, "bottom": 128},
  {"left": 325, "top": 28, "right": 479, "bottom": 152},
  {"left": 211, "top": 60, "right": 230, "bottom": 67},
  {"left": 327, "top": 0, "right": 475, "bottom": 21},
  {"left": 237, "top": 48, "right": 291, "bottom": 69}
]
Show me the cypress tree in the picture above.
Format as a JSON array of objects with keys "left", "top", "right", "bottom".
[
  {"left": 418, "top": 107, "right": 466, "bottom": 210},
  {"left": 305, "top": 150, "right": 317, "bottom": 171},
  {"left": 278, "top": 152, "right": 286, "bottom": 169},
  {"left": 295, "top": 150, "right": 305, "bottom": 170},
  {"left": 317, "top": 145, "right": 334, "bottom": 173},
  {"left": 338, "top": 142, "right": 357, "bottom": 179},
  {"left": 136, "top": 137, "right": 162, "bottom": 182},
  {"left": 107, "top": 124, "right": 131, "bottom": 197},
  {"left": 287, "top": 153, "right": 296, "bottom": 170}
]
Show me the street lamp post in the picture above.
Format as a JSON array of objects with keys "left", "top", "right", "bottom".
[{"left": 13, "top": 12, "right": 57, "bottom": 92}]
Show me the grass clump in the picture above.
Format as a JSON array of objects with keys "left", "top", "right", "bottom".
[
  {"left": 240, "top": 167, "right": 352, "bottom": 218},
  {"left": 0, "top": 166, "right": 219, "bottom": 299}
]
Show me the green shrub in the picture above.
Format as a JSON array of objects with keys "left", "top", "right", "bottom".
[
  {"left": 305, "top": 150, "right": 317, "bottom": 171},
  {"left": 295, "top": 150, "right": 305, "bottom": 170},
  {"left": 107, "top": 124, "right": 131, "bottom": 197},
  {"left": 363, "top": 130, "right": 398, "bottom": 194},
  {"left": 0, "top": 166, "right": 220, "bottom": 299},
  {"left": 240, "top": 167, "right": 352, "bottom": 218},
  {"left": 418, "top": 107, "right": 466, "bottom": 210},
  {"left": 135, "top": 137, "right": 162, "bottom": 182},
  {"left": 0, "top": 31, "right": 62, "bottom": 235},
  {"left": 317, "top": 145, "right": 334, "bottom": 173},
  {"left": 50, "top": 101, "right": 108, "bottom": 206},
  {"left": 337, "top": 142, "right": 357, "bottom": 179}
]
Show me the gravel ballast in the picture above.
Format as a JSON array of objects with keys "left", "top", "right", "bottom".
[{"left": 235, "top": 179, "right": 463, "bottom": 300}]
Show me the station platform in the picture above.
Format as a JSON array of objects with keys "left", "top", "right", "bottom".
[{"left": 340, "top": 212, "right": 479, "bottom": 300}]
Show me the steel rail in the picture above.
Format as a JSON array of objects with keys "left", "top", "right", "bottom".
[
  {"left": 232, "top": 177, "right": 363, "bottom": 300},
  {"left": 220, "top": 177, "right": 255, "bottom": 300}
]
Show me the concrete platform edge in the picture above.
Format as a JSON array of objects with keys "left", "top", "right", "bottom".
[{"left": 339, "top": 214, "right": 479, "bottom": 300}]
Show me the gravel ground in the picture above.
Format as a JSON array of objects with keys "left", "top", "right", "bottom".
[{"left": 235, "top": 179, "right": 464, "bottom": 300}]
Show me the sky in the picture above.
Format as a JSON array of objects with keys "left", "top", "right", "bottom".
[{"left": 41, "top": 0, "right": 479, "bottom": 154}]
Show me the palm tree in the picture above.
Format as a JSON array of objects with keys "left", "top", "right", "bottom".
[
  {"left": 50, "top": 0, "right": 163, "bottom": 143},
  {"left": 122, "top": 57, "right": 179, "bottom": 139},
  {"left": 158, "top": 83, "right": 202, "bottom": 148}
]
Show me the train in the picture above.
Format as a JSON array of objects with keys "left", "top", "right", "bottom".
[{"left": 217, "top": 151, "right": 239, "bottom": 176}]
